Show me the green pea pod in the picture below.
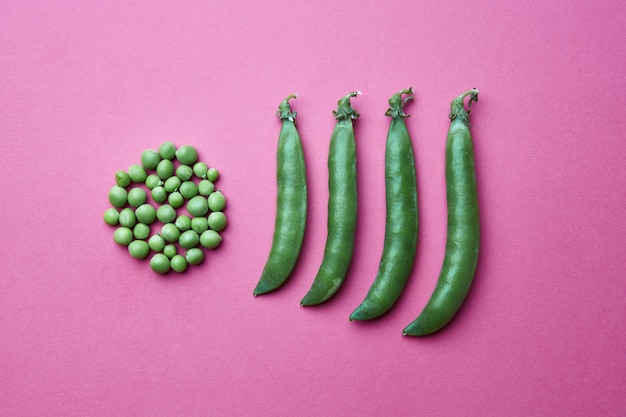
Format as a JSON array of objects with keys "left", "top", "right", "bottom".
[
  {"left": 301, "top": 92, "right": 360, "bottom": 306},
  {"left": 403, "top": 89, "right": 480, "bottom": 336},
  {"left": 350, "top": 88, "right": 418, "bottom": 321},
  {"left": 254, "top": 95, "right": 307, "bottom": 296}
]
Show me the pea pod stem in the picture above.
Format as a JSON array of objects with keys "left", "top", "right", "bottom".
[
  {"left": 301, "top": 91, "right": 360, "bottom": 306},
  {"left": 254, "top": 94, "right": 307, "bottom": 296},
  {"left": 350, "top": 88, "right": 418, "bottom": 321},
  {"left": 403, "top": 88, "right": 480, "bottom": 336}
]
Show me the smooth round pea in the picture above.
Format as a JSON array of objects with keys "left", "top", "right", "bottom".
[
  {"left": 163, "top": 244, "right": 177, "bottom": 259},
  {"left": 141, "top": 149, "right": 161, "bottom": 170},
  {"left": 175, "top": 145, "right": 198, "bottom": 165},
  {"left": 164, "top": 176, "right": 181, "bottom": 193},
  {"left": 128, "top": 164, "right": 147, "bottom": 183},
  {"left": 156, "top": 205, "right": 176, "bottom": 223},
  {"left": 108, "top": 185, "right": 128, "bottom": 208},
  {"left": 191, "top": 217, "right": 209, "bottom": 234},
  {"left": 118, "top": 208, "right": 137, "bottom": 228},
  {"left": 150, "top": 253, "right": 170, "bottom": 274},
  {"left": 161, "top": 223, "right": 181, "bottom": 243},
  {"left": 149, "top": 234, "right": 166, "bottom": 252},
  {"left": 198, "top": 180, "right": 215, "bottom": 196},
  {"left": 128, "top": 240, "right": 150, "bottom": 259},
  {"left": 175, "top": 215, "right": 192, "bottom": 231},
  {"left": 135, "top": 204, "right": 157, "bottom": 224},
  {"left": 206, "top": 168, "right": 219, "bottom": 182},
  {"left": 170, "top": 254, "right": 188, "bottom": 273},
  {"left": 156, "top": 159, "right": 175, "bottom": 180},
  {"left": 208, "top": 190, "right": 226, "bottom": 212},
  {"left": 127, "top": 187, "right": 147, "bottom": 207},
  {"left": 200, "top": 229, "right": 222, "bottom": 249},
  {"left": 179, "top": 230, "right": 200, "bottom": 249},
  {"left": 179, "top": 181, "right": 198, "bottom": 199},
  {"left": 104, "top": 208, "right": 119, "bottom": 226},
  {"left": 151, "top": 186, "right": 167, "bottom": 204},
  {"left": 185, "top": 248, "right": 205, "bottom": 265},
  {"left": 187, "top": 195, "right": 209, "bottom": 217},
  {"left": 159, "top": 141, "right": 177, "bottom": 160},
  {"left": 168, "top": 191, "right": 184, "bottom": 209},
  {"left": 176, "top": 165, "right": 194, "bottom": 182},
  {"left": 133, "top": 223, "right": 150, "bottom": 240},
  {"left": 193, "top": 162, "right": 208, "bottom": 179},
  {"left": 145, "top": 174, "right": 162, "bottom": 190},
  {"left": 113, "top": 227, "right": 133, "bottom": 246},
  {"left": 208, "top": 211, "right": 227, "bottom": 231},
  {"left": 115, "top": 171, "right": 131, "bottom": 188}
]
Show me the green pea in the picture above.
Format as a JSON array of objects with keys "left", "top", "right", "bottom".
[
  {"left": 187, "top": 195, "right": 209, "bottom": 217},
  {"left": 179, "top": 181, "right": 198, "bottom": 199},
  {"left": 128, "top": 164, "right": 147, "bottom": 183},
  {"left": 133, "top": 223, "right": 150, "bottom": 240},
  {"left": 198, "top": 179, "right": 215, "bottom": 196},
  {"left": 163, "top": 244, "right": 177, "bottom": 259},
  {"left": 150, "top": 253, "right": 170, "bottom": 274},
  {"left": 200, "top": 229, "right": 222, "bottom": 249},
  {"left": 206, "top": 168, "right": 219, "bottom": 182},
  {"left": 141, "top": 149, "right": 161, "bottom": 170},
  {"left": 156, "top": 205, "right": 176, "bottom": 223},
  {"left": 168, "top": 191, "right": 184, "bottom": 208},
  {"left": 127, "top": 187, "right": 147, "bottom": 207},
  {"left": 113, "top": 227, "right": 133, "bottom": 246},
  {"left": 151, "top": 186, "right": 167, "bottom": 204},
  {"left": 118, "top": 208, "right": 137, "bottom": 228},
  {"left": 159, "top": 141, "right": 177, "bottom": 160},
  {"left": 208, "top": 211, "right": 227, "bottom": 231},
  {"left": 208, "top": 190, "right": 226, "bottom": 212},
  {"left": 156, "top": 159, "right": 175, "bottom": 180},
  {"left": 191, "top": 217, "right": 209, "bottom": 234},
  {"left": 115, "top": 170, "right": 131, "bottom": 188},
  {"left": 149, "top": 234, "right": 166, "bottom": 252},
  {"left": 104, "top": 208, "right": 119, "bottom": 226},
  {"left": 179, "top": 230, "right": 200, "bottom": 249},
  {"left": 164, "top": 176, "right": 181, "bottom": 193},
  {"left": 176, "top": 165, "right": 194, "bottom": 182},
  {"left": 145, "top": 174, "right": 162, "bottom": 190},
  {"left": 135, "top": 204, "right": 157, "bottom": 224},
  {"left": 170, "top": 254, "right": 188, "bottom": 273},
  {"left": 175, "top": 145, "right": 198, "bottom": 165},
  {"left": 185, "top": 248, "right": 205, "bottom": 265},
  {"left": 193, "top": 162, "right": 208, "bottom": 179},
  {"left": 175, "top": 215, "right": 191, "bottom": 231},
  {"left": 128, "top": 240, "right": 150, "bottom": 259},
  {"left": 161, "top": 223, "right": 181, "bottom": 243},
  {"left": 108, "top": 185, "right": 128, "bottom": 208}
]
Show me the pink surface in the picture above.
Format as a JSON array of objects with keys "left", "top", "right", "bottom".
[{"left": 1, "top": 1, "right": 625, "bottom": 416}]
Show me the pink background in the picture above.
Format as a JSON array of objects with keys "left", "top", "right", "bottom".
[{"left": 1, "top": 1, "right": 625, "bottom": 416}]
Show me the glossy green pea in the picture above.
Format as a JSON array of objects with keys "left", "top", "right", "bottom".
[
  {"left": 163, "top": 244, "right": 177, "bottom": 259},
  {"left": 403, "top": 89, "right": 480, "bottom": 337},
  {"left": 170, "top": 254, "right": 188, "bottom": 273},
  {"left": 103, "top": 208, "right": 119, "bottom": 226},
  {"left": 108, "top": 185, "right": 128, "bottom": 208},
  {"left": 128, "top": 164, "right": 147, "bottom": 183},
  {"left": 179, "top": 181, "right": 198, "bottom": 199},
  {"left": 127, "top": 187, "right": 147, "bottom": 207},
  {"left": 150, "top": 253, "right": 170, "bottom": 274},
  {"left": 198, "top": 180, "right": 215, "bottom": 196},
  {"left": 118, "top": 208, "right": 137, "bottom": 228},
  {"left": 141, "top": 149, "right": 161, "bottom": 170},
  {"left": 128, "top": 240, "right": 150, "bottom": 259},
  {"left": 115, "top": 171, "right": 131, "bottom": 187},
  {"left": 145, "top": 174, "right": 162, "bottom": 190},
  {"left": 179, "top": 230, "right": 200, "bottom": 249},
  {"left": 187, "top": 195, "right": 209, "bottom": 217},
  {"left": 254, "top": 95, "right": 306, "bottom": 296},
  {"left": 208, "top": 212, "right": 227, "bottom": 232},
  {"left": 159, "top": 141, "right": 177, "bottom": 160},
  {"left": 302, "top": 92, "right": 360, "bottom": 306},
  {"left": 207, "top": 190, "right": 226, "bottom": 212},
  {"left": 193, "top": 162, "right": 208, "bottom": 179},
  {"left": 176, "top": 165, "right": 194, "bottom": 182},
  {"left": 200, "top": 229, "right": 222, "bottom": 249},
  {"left": 185, "top": 248, "right": 205, "bottom": 265},
  {"left": 164, "top": 176, "right": 181, "bottom": 193},
  {"left": 350, "top": 88, "right": 418, "bottom": 321},
  {"left": 161, "top": 223, "right": 181, "bottom": 242},
  {"left": 168, "top": 191, "right": 184, "bottom": 209},
  {"left": 151, "top": 186, "right": 167, "bottom": 203},
  {"left": 175, "top": 145, "right": 198, "bottom": 165},
  {"left": 113, "top": 227, "right": 133, "bottom": 246},
  {"left": 149, "top": 234, "right": 166, "bottom": 252},
  {"left": 133, "top": 223, "right": 150, "bottom": 240},
  {"left": 175, "top": 214, "right": 192, "bottom": 231},
  {"left": 191, "top": 217, "right": 209, "bottom": 234},
  {"left": 206, "top": 168, "right": 219, "bottom": 182},
  {"left": 156, "top": 204, "right": 176, "bottom": 223},
  {"left": 156, "top": 159, "right": 175, "bottom": 180},
  {"left": 135, "top": 204, "right": 157, "bottom": 224}
]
